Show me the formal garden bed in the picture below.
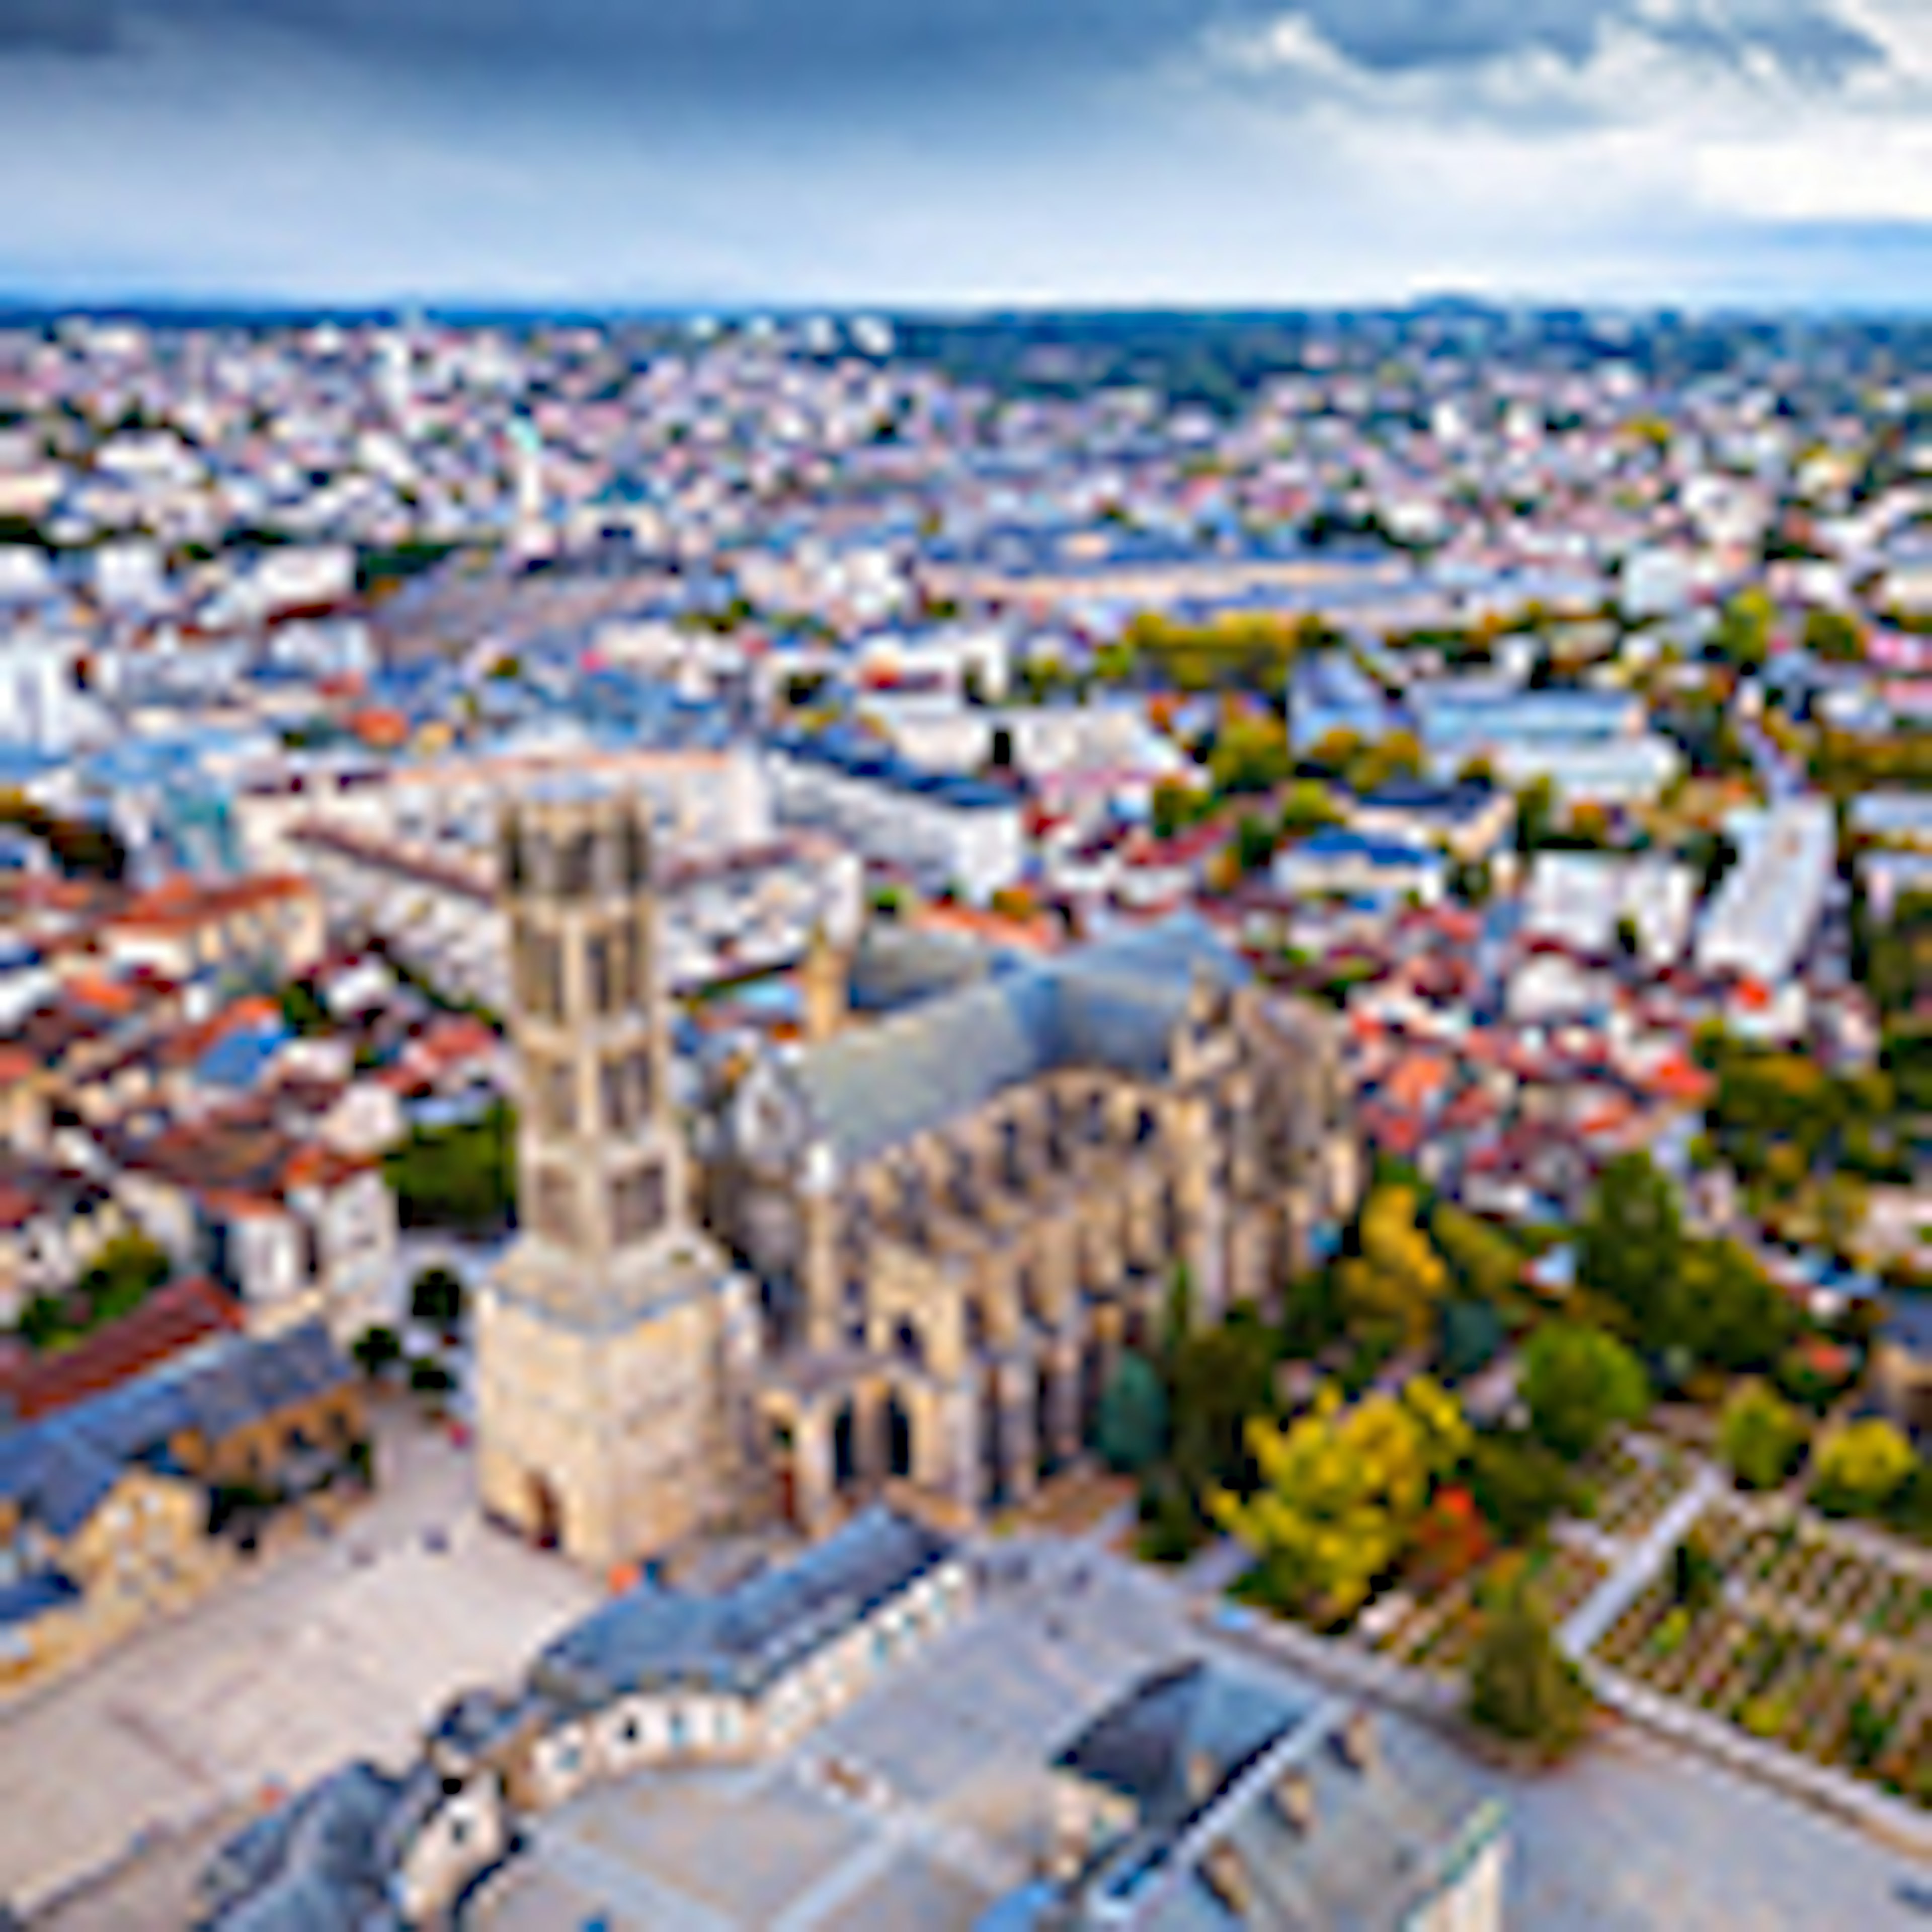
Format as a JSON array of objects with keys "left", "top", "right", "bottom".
[
  {"left": 1584, "top": 1434, "right": 1697, "bottom": 1544},
  {"left": 1360, "top": 1541, "right": 1606, "bottom": 1678},
  {"left": 1590, "top": 1504, "right": 1932, "bottom": 1811}
]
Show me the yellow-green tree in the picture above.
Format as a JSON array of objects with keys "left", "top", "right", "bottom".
[
  {"left": 1337, "top": 1185, "right": 1452, "bottom": 1351},
  {"left": 1810, "top": 1419, "right": 1916, "bottom": 1517},
  {"left": 1211, "top": 1377, "right": 1469, "bottom": 1624}
]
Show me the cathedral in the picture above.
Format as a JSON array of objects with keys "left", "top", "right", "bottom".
[{"left": 476, "top": 786, "right": 1357, "bottom": 1571}]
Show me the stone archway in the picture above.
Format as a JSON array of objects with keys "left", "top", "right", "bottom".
[
  {"left": 979, "top": 1365, "right": 1007, "bottom": 1508},
  {"left": 832, "top": 1399, "right": 860, "bottom": 1493},
  {"left": 884, "top": 1389, "right": 915, "bottom": 1480},
  {"left": 528, "top": 1472, "right": 563, "bottom": 1552}
]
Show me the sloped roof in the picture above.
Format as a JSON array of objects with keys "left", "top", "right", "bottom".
[
  {"left": 793, "top": 915, "right": 1246, "bottom": 1169},
  {"left": 533, "top": 1502, "right": 956, "bottom": 1707}
]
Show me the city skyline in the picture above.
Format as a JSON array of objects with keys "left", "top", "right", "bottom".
[{"left": 5, "top": 0, "right": 1932, "bottom": 308}]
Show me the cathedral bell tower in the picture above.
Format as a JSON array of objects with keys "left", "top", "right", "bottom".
[{"left": 474, "top": 786, "right": 752, "bottom": 1571}]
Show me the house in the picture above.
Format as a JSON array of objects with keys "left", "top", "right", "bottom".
[
  {"left": 0, "top": 1322, "right": 365, "bottom": 1693},
  {"left": 1874, "top": 1297, "right": 1932, "bottom": 1438},
  {"left": 1346, "top": 779, "right": 1515, "bottom": 865},
  {"left": 998, "top": 1659, "right": 1506, "bottom": 1930},
  {"left": 1273, "top": 829, "right": 1445, "bottom": 907}
]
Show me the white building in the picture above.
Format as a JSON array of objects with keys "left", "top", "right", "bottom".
[
  {"left": 1696, "top": 798, "right": 1836, "bottom": 989},
  {"left": 0, "top": 629, "right": 84, "bottom": 752},
  {"left": 1525, "top": 853, "right": 1698, "bottom": 966},
  {"left": 766, "top": 731, "right": 1025, "bottom": 901}
]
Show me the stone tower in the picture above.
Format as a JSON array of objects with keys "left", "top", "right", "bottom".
[{"left": 474, "top": 786, "right": 754, "bottom": 1572}]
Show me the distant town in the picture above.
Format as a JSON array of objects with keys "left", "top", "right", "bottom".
[{"left": 0, "top": 305, "right": 1927, "bottom": 1929}]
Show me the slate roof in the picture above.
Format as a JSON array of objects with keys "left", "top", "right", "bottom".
[
  {"left": 197, "top": 1759, "right": 405, "bottom": 1930},
  {"left": 0, "top": 1321, "right": 354, "bottom": 1547},
  {"left": 793, "top": 915, "right": 1246, "bottom": 1168},
  {"left": 1054, "top": 1660, "right": 1312, "bottom": 1829},
  {"left": 532, "top": 1502, "right": 956, "bottom": 1708}
]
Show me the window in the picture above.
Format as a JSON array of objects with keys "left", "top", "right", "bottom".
[
  {"left": 535, "top": 1168, "right": 577, "bottom": 1247},
  {"left": 612, "top": 1163, "right": 666, "bottom": 1245},
  {"left": 537, "top": 1058, "right": 576, "bottom": 1137},
  {"left": 600, "top": 1058, "right": 631, "bottom": 1136},
  {"left": 588, "top": 933, "right": 617, "bottom": 1016}
]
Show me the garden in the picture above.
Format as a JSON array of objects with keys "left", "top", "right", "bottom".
[{"left": 1593, "top": 1501, "right": 1932, "bottom": 1811}]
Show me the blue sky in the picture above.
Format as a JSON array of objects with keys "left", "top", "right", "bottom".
[{"left": 4, "top": 0, "right": 1932, "bottom": 306}]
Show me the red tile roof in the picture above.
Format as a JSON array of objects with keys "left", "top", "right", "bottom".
[{"left": 0, "top": 1276, "right": 243, "bottom": 1422}]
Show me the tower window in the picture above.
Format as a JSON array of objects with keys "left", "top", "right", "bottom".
[
  {"left": 588, "top": 934, "right": 616, "bottom": 1016},
  {"left": 535, "top": 1168, "right": 577, "bottom": 1246},
  {"left": 612, "top": 1163, "right": 667, "bottom": 1244},
  {"left": 536, "top": 1058, "right": 576, "bottom": 1137},
  {"left": 600, "top": 1056, "right": 633, "bottom": 1136}
]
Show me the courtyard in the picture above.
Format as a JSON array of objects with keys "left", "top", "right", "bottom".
[{"left": 8, "top": 1401, "right": 597, "bottom": 1921}]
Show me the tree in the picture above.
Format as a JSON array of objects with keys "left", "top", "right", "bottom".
[
  {"left": 1803, "top": 608, "right": 1864, "bottom": 663},
  {"left": 1168, "top": 1306, "right": 1279, "bottom": 1504},
  {"left": 1336, "top": 1186, "right": 1452, "bottom": 1353},
  {"left": 1466, "top": 1430, "right": 1588, "bottom": 1543},
  {"left": 1150, "top": 777, "right": 1210, "bottom": 841},
  {"left": 1095, "top": 1354, "right": 1169, "bottom": 1475},
  {"left": 1664, "top": 1241, "right": 1795, "bottom": 1374},
  {"left": 1718, "top": 1380, "right": 1806, "bottom": 1492},
  {"left": 383, "top": 1100, "right": 516, "bottom": 1235},
  {"left": 1210, "top": 1377, "right": 1468, "bottom": 1625},
  {"left": 1669, "top": 1531, "right": 1723, "bottom": 1615},
  {"left": 1278, "top": 780, "right": 1343, "bottom": 841},
  {"left": 1467, "top": 1564, "right": 1591, "bottom": 1758},
  {"left": 1520, "top": 1322, "right": 1649, "bottom": 1461},
  {"left": 1431, "top": 1205, "right": 1525, "bottom": 1307},
  {"left": 1810, "top": 1419, "right": 1916, "bottom": 1517},
  {"left": 351, "top": 1324, "right": 404, "bottom": 1379},
  {"left": 1576, "top": 1151, "right": 1683, "bottom": 1338},
  {"left": 76, "top": 1229, "right": 173, "bottom": 1326},
  {"left": 1712, "top": 587, "right": 1774, "bottom": 669},
  {"left": 1515, "top": 776, "right": 1557, "bottom": 859},
  {"left": 410, "top": 1265, "right": 467, "bottom": 1337}
]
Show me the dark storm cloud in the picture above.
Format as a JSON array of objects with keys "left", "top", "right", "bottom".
[{"left": 0, "top": 0, "right": 1886, "bottom": 93}]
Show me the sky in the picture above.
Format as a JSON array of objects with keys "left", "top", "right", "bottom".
[{"left": 5, "top": 0, "right": 1932, "bottom": 308}]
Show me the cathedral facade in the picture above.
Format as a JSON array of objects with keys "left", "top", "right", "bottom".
[{"left": 476, "top": 787, "right": 1357, "bottom": 1571}]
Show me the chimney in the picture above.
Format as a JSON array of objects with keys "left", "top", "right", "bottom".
[
  {"left": 1272, "top": 1769, "right": 1315, "bottom": 1835},
  {"left": 1185, "top": 1748, "right": 1220, "bottom": 1806},
  {"left": 1199, "top": 1841, "right": 1252, "bottom": 1917},
  {"left": 1336, "top": 1708, "right": 1377, "bottom": 1775}
]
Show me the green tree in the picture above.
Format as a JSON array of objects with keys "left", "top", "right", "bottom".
[
  {"left": 383, "top": 1101, "right": 516, "bottom": 1235},
  {"left": 1520, "top": 1322, "right": 1650, "bottom": 1461},
  {"left": 76, "top": 1230, "right": 172, "bottom": 1326},
  {"left": 1810, "top": 1419, "right": 1916, "bottom": 1516},
  {"left": 1515, "top": 775, "right": 1557, "bottom": 859},
  {"left": 409, "top": 1265, "right": 467, "bottom": 1336},
  {"left": 1467, "top": 1565, "right": 1591, "bottom": 1758},
  {"left": 1431, "top": 1205, "right": 1525, "bottom": 1307},
  {"left": 1277, "top": 780, "right": 1343, "bottom": 841},
  {"left": 1802, "top": 608, "right": 1864, "bottom": 663},
  {"left": 351, "top": 1324, "right": 404, "bottom": 1379},
  {"left": 1576, "top": 1151, "right": 1683, "bottom": 1338},
  {"left": 1712, "top": 587, "right": 1775, "bottom": 669},
  {"left": 1095, "top": 1353, "right": 1169, "bottom": 1475},
  {"left": 1466, "top": 1430, "right": 1589, "bottom": 1543},
  {"left": 1718, "top": 1380, "right": 1807, "bottom": 1491}
]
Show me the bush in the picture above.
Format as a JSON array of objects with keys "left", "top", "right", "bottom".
[{"left": 1669, "top": 1533, "right": 1722, "bottom": 1616}]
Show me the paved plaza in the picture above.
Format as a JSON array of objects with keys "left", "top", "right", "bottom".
[
  {"left": 22, "top": 1512, "right": 1932, "bottom": 1928},
  {"left": 474, "top": 1537, "right": 1932, "bottom": 1932},
  {"left": 9, "top": 1405, "right": 597, "bottom": 1921}
]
